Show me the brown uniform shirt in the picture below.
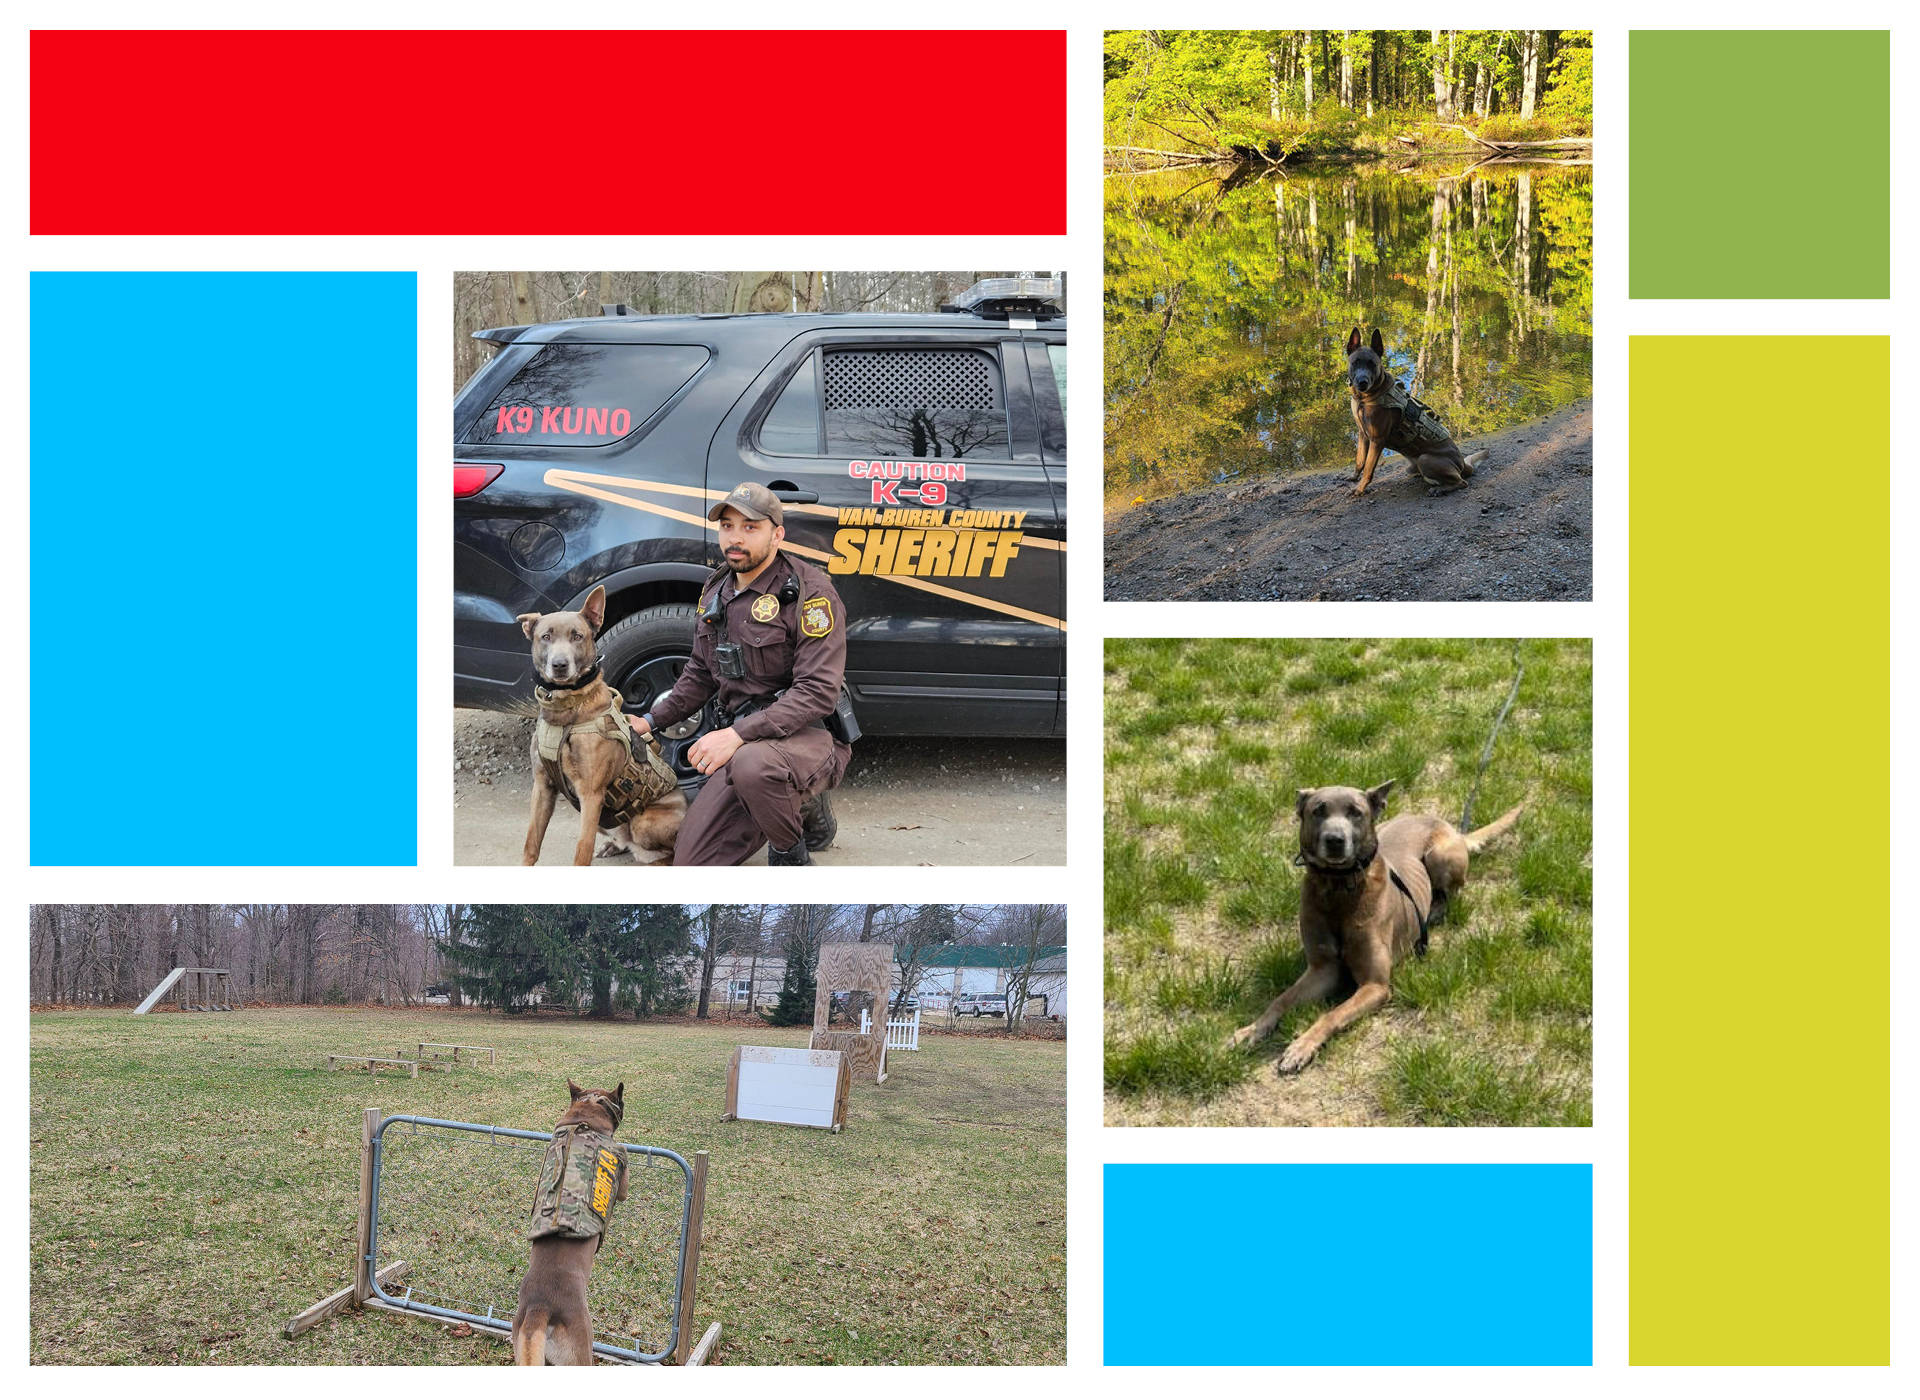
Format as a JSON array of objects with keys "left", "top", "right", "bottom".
[{"left": 649, "top": 550, "right": 848, "bottom": 742}]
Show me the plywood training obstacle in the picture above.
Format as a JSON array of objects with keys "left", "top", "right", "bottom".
[
  {"left": 724, "top": 1045, "right": 851, "bottom": 1131},
  {"left": 809, "top": 942, "right": 894, "bottom": 1083}
]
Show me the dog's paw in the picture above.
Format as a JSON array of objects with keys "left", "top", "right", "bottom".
[
  {"left": 1276, "top": 1040, "right": 1319, "bottom": 1074},
  {"left": 1229, "top": 1023, "right": 1265, "bottom": 1050},
  {"left": 1349, "top": 487, "right": 1367, "bottom": 499}
]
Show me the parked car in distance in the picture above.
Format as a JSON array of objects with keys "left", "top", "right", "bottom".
[{"left": 955, "top": 992, "right": 1008, "bottom": 1017}]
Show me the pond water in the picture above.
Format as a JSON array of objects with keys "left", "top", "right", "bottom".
[{"left": 1104, "top": 159, "right": 1593, "bottom": 505}]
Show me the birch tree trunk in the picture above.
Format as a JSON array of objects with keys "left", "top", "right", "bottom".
[
  {"left": 1268, "top": 50, "right": 1280, "bottom": 119},
  {"left": 1521, "top": 31, "right": 1542, "bottom": 118},
  {"left": 1340, "top": 31, "right": 1352, "bottom": 107},
  {"left": 1303, "top": 33, "right": 1313, "bottom": 115},
  {"left": 1431, "top": 30, "right": 1451, "bottom": 119}
]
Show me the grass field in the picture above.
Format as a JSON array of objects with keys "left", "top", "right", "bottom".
[
  {"left": 30, "top": 1008, "right": 1064, "bottom": 1365},
  {"left": 1105, "top": 637, "right": 1592, "bottom": 1127}
]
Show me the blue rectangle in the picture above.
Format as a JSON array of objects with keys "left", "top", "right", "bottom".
[
  {"left": 31, "top": 270, "right": 418, "bottom": 864},
  {"left": 1104, "top": 1164, "right": 1592, "bottom": 1365}
]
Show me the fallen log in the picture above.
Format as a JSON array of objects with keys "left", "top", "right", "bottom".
[{"left": 1104, "top": 144, "right": 1223, "bottom": 163}]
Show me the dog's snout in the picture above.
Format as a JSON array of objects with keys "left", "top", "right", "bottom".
[{"left": 548, "top": 655, "right": 570, "bottom": 675}]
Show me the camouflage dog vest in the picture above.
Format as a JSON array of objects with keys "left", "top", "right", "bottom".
[
  {"left": 533, "top": 685, "right": 679, "bottom": 830},
  {"left": 1374, "top": 377, "right": 1456, "bottom": 454},
  {"left": 527, "top": 1124, "right": 628, "bottom": 1242}
]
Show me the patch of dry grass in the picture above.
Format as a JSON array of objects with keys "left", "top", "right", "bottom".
[{"left": 30, "top": 1008, "right": 1064, "bottom": 1365}]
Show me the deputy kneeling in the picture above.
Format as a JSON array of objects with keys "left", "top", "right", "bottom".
[{"left": 634, "top": 483, "right": 853, "bottom": 866}]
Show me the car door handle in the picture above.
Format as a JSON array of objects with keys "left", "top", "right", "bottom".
[{"left": 765, "top": 482, "right": 819, "bottom": 504}]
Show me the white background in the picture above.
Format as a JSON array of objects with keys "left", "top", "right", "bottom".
[{"left": 9, "top": 0, "right": 1910, "bottom": 1390}]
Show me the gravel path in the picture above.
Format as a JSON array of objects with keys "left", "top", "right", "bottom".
[{"left": 1105, "top": 398, "right": 1592, "bottom": 601}]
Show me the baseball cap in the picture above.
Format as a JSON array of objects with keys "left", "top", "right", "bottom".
[{"left": 708, "top": 482, "right": 783, "bottom": 527}]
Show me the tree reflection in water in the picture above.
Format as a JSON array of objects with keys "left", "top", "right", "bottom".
[{"left": 1104, "top": 159, "right": 1592, "bottom": 504}]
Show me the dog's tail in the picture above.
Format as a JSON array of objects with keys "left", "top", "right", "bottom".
[
  {"left": 1461, "top": 449, "right": 1489, "bottom": 477},
  {"left": 513, "top": 1309, "right": 549, "bottom": 1366},
  {"left": 1463, "top": 802, "right": 1526, "bottom": 852}
]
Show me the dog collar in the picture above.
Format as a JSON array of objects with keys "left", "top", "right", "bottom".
[{"left": 533, "top": 659, "right": 602, "bottom": 694}]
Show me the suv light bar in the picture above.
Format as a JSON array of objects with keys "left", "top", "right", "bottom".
[{"left": 942, "top": 276, "right": 1064, "bottom": 320}]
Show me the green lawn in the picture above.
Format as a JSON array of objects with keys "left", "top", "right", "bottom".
[
  {"left": 1105, "top": 637, "right": 1592, "bottom": 1126},
  {"left": 30, "top": 1008, "right": 1064, "bottom": 1365}
]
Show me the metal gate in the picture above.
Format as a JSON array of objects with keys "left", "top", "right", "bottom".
[{"left": 367, "top": 1113, "right": 697, "bottom": 1364}]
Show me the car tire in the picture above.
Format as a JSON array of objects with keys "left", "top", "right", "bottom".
[{"left": 596, "top": 603, "right": 712, "bottom": 790}]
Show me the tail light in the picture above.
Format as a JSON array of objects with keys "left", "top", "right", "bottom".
[{"left": 454, "top": 461, "right": 504, "bottom": 497}]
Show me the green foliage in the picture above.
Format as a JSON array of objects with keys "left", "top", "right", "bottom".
[
  {"left": 1104, "top": 157, "right": 1592, "bottom": 504},
  {"left": 1104, "top": 29, "right": 1597, "bottom": 156},
  {"left": 321, "top": 983, "right": 346, "bottom": 1006},
  {"left": 1537, "top": 33, "right": 1593, "bottom": 130}
]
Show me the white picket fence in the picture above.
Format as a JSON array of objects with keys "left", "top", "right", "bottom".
[{"left": 859, "top": 1004, "right": 921, "bottom": 1051}]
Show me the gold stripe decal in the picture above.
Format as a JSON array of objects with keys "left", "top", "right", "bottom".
[{"left": 542, "top": 470, "right": 1066, "bottom": 632}]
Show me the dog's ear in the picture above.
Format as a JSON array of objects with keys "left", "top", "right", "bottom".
[
  {"left": 518, "top": 612, "right": 543, "bottom": 640},
  {"left": 611, "top": 1082, "right": 624, "bottom": 1106},
  {"left": 567, "top": 1078, "right": 584, "bottom": 1100},
  {"left": 1345, "top": 326, "right": 1361, "bottom": 355},
  {"left": 1365, "top": 780, "right": 1396, "bottom": 817},
  {"left": 1296, "top": 788, "right": 1315, "bottom": 819},
  {"left": 1369, "top": 328, "right": 1385, "bottom": 357},
  {"left": 580, "top": 585, "right": 607, "bottom": 635}
]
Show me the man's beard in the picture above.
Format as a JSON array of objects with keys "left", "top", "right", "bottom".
[{"left": 726, "top": 537, "right": 776, "bottom": 575}]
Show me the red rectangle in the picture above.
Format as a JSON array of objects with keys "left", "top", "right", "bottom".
[{"left": 32, "top": 30, "right": 1065, "bottom": 234}]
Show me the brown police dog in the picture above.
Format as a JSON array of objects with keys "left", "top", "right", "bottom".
[
  {"left": 1231, "top": 780, "right": 1524, "bottom": 1072},
  {"left": 520, "top": 585, "right": 685, "bottom": 866},
  {"left": 1345, "top": 327, "right": 1489, "bottom": 497},
  {"left": 511, "top": 1081, "right": 627, "bottom": 1366}
]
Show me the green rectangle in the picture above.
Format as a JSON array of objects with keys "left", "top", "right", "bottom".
[{"left": 1630, "top": 32, "right": 1888, "bottom": 298}]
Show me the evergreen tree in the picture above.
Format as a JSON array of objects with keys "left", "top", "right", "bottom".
[
  {"left": 761, "top": 906, "right": 820, "bottom": 1026},
  {"left": 449, "top": 904, "right": 694, "bottom": 1016},
  {"left": 444, "top": 904, "right": 553, "bottom": 1012}
]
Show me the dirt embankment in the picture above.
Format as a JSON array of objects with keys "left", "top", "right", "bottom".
[{"left": 1104, "top": 398, "right": 1592, "bottom": 602}]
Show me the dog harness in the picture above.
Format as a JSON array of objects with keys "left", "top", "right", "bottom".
[
  {"left": 1370, "top": 377, "right": 1456, "bottom": 454},
  {"left": 527, "top": 1123, "right": 628, "bottom": 1243},
  {"left": 1297, "top": 845, "right": 1433, "bottom": 956},
  {"left": 533, "top": 684, "right": 679, "bottom": 829}
]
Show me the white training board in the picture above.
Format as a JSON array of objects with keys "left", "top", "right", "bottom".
[{"left": 733, "top": 1045, "right": 845, "bottom": 1129}]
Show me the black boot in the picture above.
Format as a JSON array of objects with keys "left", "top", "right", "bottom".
[
  {"left": 800, "top": 790, "right": 839, "bottom": 851},
  {"left": 767, "top": 836, "right": 813, "bottom": 866}
]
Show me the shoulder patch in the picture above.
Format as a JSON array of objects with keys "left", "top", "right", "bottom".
[
  {"left": 800, "top": 596, "right": 834, "bottom": 638},
  {"left": 750, "top": 593, "right": 780, "bottom": 623}
]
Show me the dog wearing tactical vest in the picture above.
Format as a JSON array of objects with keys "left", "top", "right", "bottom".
[
  {"left": 1345, "top": 327, "right": 1489, "bottom": 497},
  {"left": 512, "top": 1081, "right": 629, "bottom": 1365},
  {"left": 519, "top": 585, "right": 685, "bottom": 866},
  {"left": 1230, "top": 781, "right": 1525, "bottom": 1073}
]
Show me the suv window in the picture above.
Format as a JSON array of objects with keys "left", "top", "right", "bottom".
[
  {"left": 463, "top": 343, "right": 709, "bottom": 447},
  {"left": 1044, "top": 344, "right": 1067, "bottom": 413},
  {"left": 758, "top": 353, "right": 823, "bottom": 456},
  {"left": 821, "top": 347, "right": 1010, "bottom": 461}
]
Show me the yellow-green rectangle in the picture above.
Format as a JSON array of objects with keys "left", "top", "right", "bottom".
[
  {"left": 1629, "top": 335, "right": 1888, "bottom": 1364},
  {"left": 1629, "top": 32, "right": 1889, "bottom": 298}
]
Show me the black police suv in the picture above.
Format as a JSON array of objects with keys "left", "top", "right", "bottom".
[{"left": 454, "top": 277, "right": 1067, "bottom": 758}]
